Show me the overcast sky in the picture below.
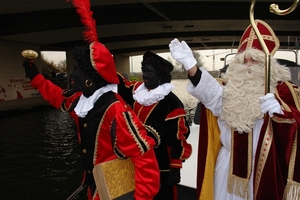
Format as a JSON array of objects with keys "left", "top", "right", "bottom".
[
  {"left": 42, "top": 49, "right": 299, "bottom": 73},
  {"left": 41, "top": 51, "right": 66, "bottom": 65},
  {"left": 130, "top": 49, "right": 299, "bottom": 72}
]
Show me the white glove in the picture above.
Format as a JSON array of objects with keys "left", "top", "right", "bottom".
[
  {"left": 259, "top": 93, "right": 283, "bottom": 117},
  {"left": 169, "top": 38, "right": 197, "bottom": 70}
]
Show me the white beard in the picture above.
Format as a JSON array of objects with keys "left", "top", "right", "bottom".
[
  {"left": 219, "top": 49, "right": 292, "bottom": 133},
  {"left": 220, "top": 62, "right": 266, "bottom": 133}
]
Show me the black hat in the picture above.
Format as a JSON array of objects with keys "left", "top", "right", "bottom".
[{"left": 142, "top": 51, "right": 174, "bottom": 73}]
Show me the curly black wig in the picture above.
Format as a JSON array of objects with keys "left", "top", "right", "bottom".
[
  {"left": 72, "top": 46, "right": 108, "bottom": 87},
  {"left": 141, "top": 51, "right": 173, "bottom": 84}
]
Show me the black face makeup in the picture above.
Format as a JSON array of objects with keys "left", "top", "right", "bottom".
[
  {"left": 69, "top": 62, "right": 89, "bottom": 92},
  {"left": 142, "top": 64, "right": 160, "bottom": 90}
]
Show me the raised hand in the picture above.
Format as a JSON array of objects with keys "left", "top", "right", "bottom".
[
  {"left": 169, "top": 38, "right": 197, "bottom": 70},
  {"left": 22, "top": 60, "right": 39, "bottom": 80}
]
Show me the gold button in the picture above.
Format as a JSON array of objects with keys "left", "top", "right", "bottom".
[
  {"left": 82, "top": 149, "right": 87, "bottom": 153},
  {"left": 87, "top": 170, "right": 91, "bottom": 174},
  {"left": 83, "top": 123, "right": 87, "bottom": 127}
]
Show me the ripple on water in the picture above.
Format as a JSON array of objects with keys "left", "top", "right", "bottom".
[{"left": 0, "top": 108, "right": 84, "bottom": 200}]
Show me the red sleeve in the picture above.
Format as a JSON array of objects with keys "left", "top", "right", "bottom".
[
  {"left": 131, "top": 150, "right": 160, "bottom": 200},
  {"left": 114, "top": 107, "right": 160, "bottom": 200},
  {"left": 31, "top": 74, "right": 81, "bottom": 112},
  {"left": 31, "top": 74, "right": 81, "bottom": 142},
  {"left": 31, "top": 74, "right": 65, "bottom": 109},
  {"left": 166, "top": 108, "right": 192, "bottom": 167}
]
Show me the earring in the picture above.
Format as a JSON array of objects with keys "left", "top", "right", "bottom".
[{"left": 85, "top": 79, "right": 93, "bottom": 87}]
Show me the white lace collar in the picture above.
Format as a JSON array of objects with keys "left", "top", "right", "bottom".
[
  {"left": 133, "top": 82, "right": 175, "bottom": 106},
  {"left": 74, "top": 84, "right": 118, "bottom": 118}
]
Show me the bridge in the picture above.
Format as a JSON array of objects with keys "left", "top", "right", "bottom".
[
  {"left": 0, "top": 0, "right": 299, "bottom": 112},
  {"left": 1, "top": 0, "right": 299, "bottom": 56}
]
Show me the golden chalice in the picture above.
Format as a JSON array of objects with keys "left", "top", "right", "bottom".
[{"left": 21, "top": 49, "right": 39, "bottom": 60}]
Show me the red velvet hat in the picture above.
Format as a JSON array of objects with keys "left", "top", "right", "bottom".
[
  {"left": 90, "top": 42, "right": 119, "bottom": 84},
  {"left": 238, "top": 19, "right": 280, "bottom": 56},
  {"left": 69, "top": 0, "right": 119, "bottom": 84}
]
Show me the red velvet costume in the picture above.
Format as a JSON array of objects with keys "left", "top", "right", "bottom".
[
  {"left": 118, "top": 74, "right": 192, "bottom": 199},
  {"left": 196, "top": 80, "right": 300, "bottom": 200},
  {"left": 254, "top": 81, "right": 300, "bottom": 200},
  {"left": 30, "top": 74, "right": 160, "bottom": 200},
  {"left": 189, "top": 20, "right": 300, "bottom": 200}
]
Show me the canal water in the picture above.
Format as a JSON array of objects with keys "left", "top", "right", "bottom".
[
  {"left": 0, "top": 79, "right": 198, "bottom": 200},
  {"left": 0, "top": 107, "right": 86, "bottom": 200}
]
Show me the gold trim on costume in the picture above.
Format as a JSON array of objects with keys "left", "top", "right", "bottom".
[
  {"left": 254, "top": 118, "right": 273, "bottom": 198},
  {"left": 228, "top": 129, "right": 252, "bottom": 199},
  {"left": 136, "top": 102, "right": 157, "bottom": 123},
  {"left": 94, "top": 102, "right": 110, "bottom": 164},
  {"left": 165, "top": 114, "right": 186, "bottom": 121},
  {"left": 272, "top": 116, "right": 295, "bottom": 124},
  {"left": 285, "top": 81, "right": 300, "bottom": 112},
  {"left": 275, "top": 87, "right": 291, "bottom": 112},
  {"left": 61, "top": 101, "right": 72, "bottom": 112},
  {"left": 89, "top": 42, "right": 97, "bottom": 70},
  {"left": 275, "top": 81, "right": 300, "bottom": 112},
  {"left": 145, "top": 125, "right": 161, "bottom": 148},
  {"left": 123, "top": 111, "right": 150, "bottom": 154},
  {"left": 170, "top": 163, "right": 182, "bottom": 168},
  {"left": 272, "top": 81, "right": 300, "bottom": 199},
  {"left": 283, "top": 129, "right": 298, "bottom": 200}
]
